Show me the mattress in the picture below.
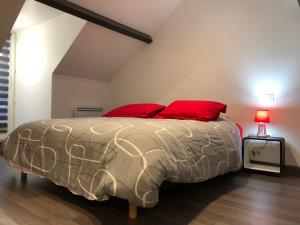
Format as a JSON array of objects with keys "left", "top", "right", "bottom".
[{"left": 0, "top": 117, "right": 242, "bottom": 207}]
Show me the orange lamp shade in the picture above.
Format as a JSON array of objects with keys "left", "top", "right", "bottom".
[{"left": 254, "top": 110, "right": 270, "bottom": 123}]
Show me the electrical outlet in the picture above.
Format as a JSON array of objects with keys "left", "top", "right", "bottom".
[{"left": 263, "top": 93, "right": 274, "bottom": 103}]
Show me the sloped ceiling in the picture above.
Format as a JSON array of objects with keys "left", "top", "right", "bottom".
[
  {"left": 65, "top": 0, "right": 182, "bottom": 34},
  {"left": 12, "top": 0, "right": 63, "bottom": 32},
  {"left": 0, "top": 0, "right": 24, "bottom": 48},
  {"left": 54, "top": 0, "right": 182, "bottom": 81}
]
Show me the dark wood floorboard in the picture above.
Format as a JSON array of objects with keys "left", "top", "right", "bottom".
[{"left": 0, "top": 158, "right": 299, "bottom": 225}]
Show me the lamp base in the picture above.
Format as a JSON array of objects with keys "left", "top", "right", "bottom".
[{"left": 257, "top": 123, "right": 268, "bottom": 137}]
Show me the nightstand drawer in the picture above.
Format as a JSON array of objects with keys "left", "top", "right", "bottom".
[{"left": 242, "top": 137, "right": 285, "bottom": 174}]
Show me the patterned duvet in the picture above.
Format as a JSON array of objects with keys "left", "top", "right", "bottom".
[{"left": 0, "top": 117, "right": 242, "bottom": 207}]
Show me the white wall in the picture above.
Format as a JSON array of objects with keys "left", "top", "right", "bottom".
[
  {"left": 52, "top": 75, "right": 110, "bottom": 118},
  {"left": 15, "top": 14, "right": 85, "bottom": 126},
  {"left": 110, "top": 0, "right": 300, "bottom": 166}
]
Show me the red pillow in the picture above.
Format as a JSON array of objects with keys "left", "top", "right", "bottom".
[
  {"left": 103, "top": 104, "right": 165, "bottom": 118},
  {"left": 154, "top": 100, "right": 227, "bottom": 121}
]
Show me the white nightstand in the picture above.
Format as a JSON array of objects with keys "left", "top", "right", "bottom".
[{"left": 242, "top": 136, "right": 285, "bottom": 174}]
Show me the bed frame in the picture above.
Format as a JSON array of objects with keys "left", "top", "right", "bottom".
[{"left": 20, "top": 172, "right": 138, "bottom": 219}]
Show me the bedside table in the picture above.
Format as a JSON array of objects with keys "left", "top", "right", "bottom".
[{"left": 242, "top": 136, "right": 285, "bottom": 174}]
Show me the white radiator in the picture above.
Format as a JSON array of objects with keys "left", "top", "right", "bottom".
[{"left": 73, "top": 106, "right": 103, "bottom": 118}]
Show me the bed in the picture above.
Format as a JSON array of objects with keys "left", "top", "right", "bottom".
[{"left": 0, "top": 116, "right": 242, "bottom": 218}]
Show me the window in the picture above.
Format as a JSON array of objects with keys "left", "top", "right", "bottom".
[{"left": 0, "top": 38, "right": 10, "bottom": 133}]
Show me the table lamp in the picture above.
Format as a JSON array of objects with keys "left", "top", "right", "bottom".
[{"left": 254, "top": 110, "right": 270, "bottom": 137}]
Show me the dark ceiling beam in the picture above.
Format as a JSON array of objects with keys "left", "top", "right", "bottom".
[{"left": 34, "top": 0, "right": 153, "bottom": 44}]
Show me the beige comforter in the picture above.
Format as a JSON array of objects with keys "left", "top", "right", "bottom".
[{"left": 1, "top": 117, "right": 242, "bottom": 207}]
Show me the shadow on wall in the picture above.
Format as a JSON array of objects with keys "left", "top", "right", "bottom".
[
  {"left": 286, "top": 144, "right": 297, "bottom": 166},
  {"left": 268, "top": 107, "right": 300, "bottom": 166}
]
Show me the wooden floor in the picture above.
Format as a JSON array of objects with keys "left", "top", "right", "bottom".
[{"left": 0, "top": 158, "right": 299, "bottom": 225}]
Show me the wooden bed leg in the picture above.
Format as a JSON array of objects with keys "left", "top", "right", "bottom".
[
  {"left": 21, "top": 172, "right": 27, "bottom": 183},
  {"left": 129, "top": 203, "right": 137, "bottom": 219}
]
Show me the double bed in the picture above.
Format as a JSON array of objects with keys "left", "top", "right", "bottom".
[{"left": 0, "top": 115, "right": 242, "bottom": 218}]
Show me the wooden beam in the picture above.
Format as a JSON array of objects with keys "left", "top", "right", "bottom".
[{"left": 34, "top": 0, "right": 153, "bottom": 44}]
